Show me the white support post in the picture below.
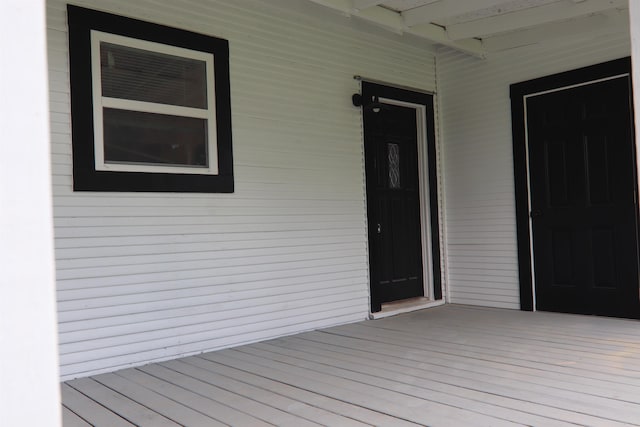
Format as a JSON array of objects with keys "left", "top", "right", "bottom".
[
  {"left": 0, "top": 1, "right": 61, "bottom": 426},
  {"left": 632, "top": 1, "right": 640, "bottom": 230}
]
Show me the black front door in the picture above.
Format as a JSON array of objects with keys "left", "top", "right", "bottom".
[
  {"left": 361, "top": 82, "right": 442, "bottom": 313},
  {"left": 526, "top": 76, "right": 640, "bottom": 318},
  {"left": 364, "top": 102, "right": 424, "bottom": 306}
]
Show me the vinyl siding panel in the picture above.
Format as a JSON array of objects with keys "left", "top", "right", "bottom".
[
  {"left": 437, "top": 25, "right": 631, "bottom": 309},
  {"left": 48, "top": 0, "right": 436, "bottom": 379}
]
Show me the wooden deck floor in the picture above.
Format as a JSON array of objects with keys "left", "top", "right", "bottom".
[{"left": 61, "top": 305, "right": 640, "bottom": 426}]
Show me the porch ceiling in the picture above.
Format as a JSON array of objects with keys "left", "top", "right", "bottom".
[{"left": 307, "top": 0, "right": 629, "bottom": 57}]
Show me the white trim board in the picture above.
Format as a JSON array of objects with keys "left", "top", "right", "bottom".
[{"left": 370, "top": 298, "right": 446, "bottom": 319}]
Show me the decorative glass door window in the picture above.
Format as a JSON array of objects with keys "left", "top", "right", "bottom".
[{"left": 387, "top": 142, "right": 401, "bottom": 189}]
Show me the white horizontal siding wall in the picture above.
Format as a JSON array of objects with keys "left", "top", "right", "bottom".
[
  {"left": 437, "top": 22, "right": 631, "bottom": 309},
  {"left": 48, "top": 0, "right": 436, "bottom": 379}
]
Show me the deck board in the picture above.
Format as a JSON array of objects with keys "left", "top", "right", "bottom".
[
  {"left": 264, "top": 334, "right": 625, "bottom": 426},
  {"left": 179, "top": 356, "right": 417, "bottom": 427},
  {"left": 138, "top": 363, "right": 322, "bottom": 427},
  {"left": 324, "top": 326, "right": 638, "bottom": 422},
  {"left": 293, "top": 331, "right": 640, "bottom": 418},
  {"left": 202, "top": 349, "right": 519, "bottom": 427},
  {"left": 66, "top": 377, "right": 181, "bottom": 427},
  {"left": 331, "top": 322, "right": 640, "bottom": 386},
  {"left": 91, "top": 372, "right": 226, "bottom": 426},
  {"left": 297, "top": 329, "right": 640, "bottom": 399},
  {"left": 112, "top": 368, "right": 270, "bottom": 426},
  {"left": 61, "top": 383, "right": 135, "bottom": 427},
  {"left": 61, "top": 406, "right": 92, "bottom": 427},
  {"left": 61, "top": 305, "right": 640, "bottom": 426},
  {"left": 161, "top": 358, "right": 369, "bottom": 427},
  {"left": 242, "top": 342, "right": 577, "bottom": 427}
]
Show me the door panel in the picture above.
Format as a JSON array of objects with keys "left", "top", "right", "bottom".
[
  {"left": 526, "top": 76, "right": 640, "bottom": 318},
  {"left": 364, "top": 103, "right": 424, "bottom": 305}
]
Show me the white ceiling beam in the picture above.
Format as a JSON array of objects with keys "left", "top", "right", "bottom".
[
  {"left": 357, "top": 4, "right": 405, "bottom": 33},
  {"left": 403, "top": 0, "right": 514, "bottom": 27},
  {"left": 482, "top": 8, "right": 628, "bottom": 52},
  {"left": 447, "top": 0, "right": 628, "bottom": 40},
  {"left": 307, "top": 0, "right": 487, "bottom": 57},
  {"left": 352, "top": 0, "right": 386, "bottom": 12},
  {"left": 307, "top": 0, "right": 353, "bottom": 15},
  {"left": 408, "top": 23, "right": 485, "bottom": 57}
]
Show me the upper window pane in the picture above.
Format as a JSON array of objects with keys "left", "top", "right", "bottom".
[{"left": 100, "top": 42, "right": 208, "bottom": 108}]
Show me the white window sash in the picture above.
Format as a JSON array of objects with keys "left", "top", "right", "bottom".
[{"left": 90, "top": 30, "right": 218, "bottom": 175}]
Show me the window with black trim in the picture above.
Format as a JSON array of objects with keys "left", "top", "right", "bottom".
[{"left": 67, "top": 5, "right": 234, "bottom": 192}]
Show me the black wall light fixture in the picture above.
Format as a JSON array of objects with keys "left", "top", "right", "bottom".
[{"left": 352, "top": 93, "right": 386, "bottom": 113}]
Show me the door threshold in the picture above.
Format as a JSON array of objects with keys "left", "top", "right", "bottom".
[{"left": 370, "top": 297, "right": 445, "bottom": 319}]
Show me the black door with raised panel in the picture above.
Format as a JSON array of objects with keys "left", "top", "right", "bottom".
[
  {"left": 361, "top": 82, "right": 442, "bottom": 313},
  {"left": 365, "top": 102, "right": 424, "bottom": 306},
  {"left": 526, "top": 76, "right": 640, "bottom": 318}
]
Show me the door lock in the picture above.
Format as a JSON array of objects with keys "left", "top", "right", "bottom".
[
  {"left": 377, "top": 223, "right": 382, "bottom": 234},
  {"left": 530, "top": 209, "right": 543, "bottom": 218}
]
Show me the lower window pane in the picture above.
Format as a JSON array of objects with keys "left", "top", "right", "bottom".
[{"left": 103, "top": 108, "right": 208, "bottom": 167}]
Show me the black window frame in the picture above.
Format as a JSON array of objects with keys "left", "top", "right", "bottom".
[{"left": 67, "top": 5, "right": 234, "bottom": 193}]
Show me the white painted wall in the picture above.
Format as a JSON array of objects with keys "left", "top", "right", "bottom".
[
  {"left": 48, "top": 0, "right": 436, "bottom": 379},
  {"left": 1, "top": 1, "right": 61, "bottom": 425},
  {"left": 437, "top": 14, "right": 631, "bottom": 309}
]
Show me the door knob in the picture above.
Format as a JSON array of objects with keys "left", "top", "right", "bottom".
[
  {"left": 530, "top": 209, "right": 543, "bottom": 218},
  {"left": 377, "top": 223, "right": 382, "bottom": 234}
]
